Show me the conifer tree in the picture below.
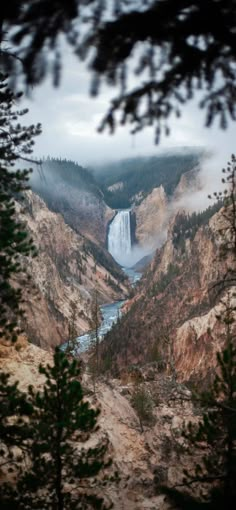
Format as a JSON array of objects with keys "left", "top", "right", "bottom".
[
  {"left": 163, "top": 297, "right": 236, "bottom": 509},
  {"left": 131, "top": 383, "right": 154, "bottom": 433},
  {"left": 0, "top": 73, "right": 41, "bottom": 340},
  {"left": 162, "top": 159, "right": 236, "bottom": 509},
  {"left": 0, "top": 370, "right": 33, "bottom": 475},
  {"left": 0, "top": 73, "right": 41, "bottom": 503},
  {"left": 9, "top": 348, "right": 111, "bottom": 510},
  {"left": 88, "top": 289, "right": 100, "bottom": 392},
  {"left": 65, "top": 299, "right": 80, "bottom": 357}
]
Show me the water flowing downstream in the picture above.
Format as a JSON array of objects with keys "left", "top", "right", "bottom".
[
  {"left": 62, "top": 268, "right": 140, "bottom": 354},
  {"left": 62, "top": 210, "right": 141, "bottom": 353},
  {"left": 75, "top": 268, "right": 140, "bottom": 352},
  {"left": 74, "top": 300, "right": 125, "bottom": 353}
]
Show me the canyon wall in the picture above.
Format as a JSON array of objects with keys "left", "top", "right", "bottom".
[
  {"left": 30, "top": 159, "right": 115, "bottom": 246},
  {"left": 134, "top": 186, "right": 168, "bottom": 250},
  {"left": 133, "top": 165, "right": 202, "bottom": 253},
  {"left": 1, "top": 338, "right": 195, "bottom": 510},
  {"left": 36, "top": 182, "right": 114, "bottom": 245},
  {"left": 101, "top": 206, "right": 232, "bottom": 382},
  {"left": 17, "top": 191, "right": 129, "bottom": 349}
]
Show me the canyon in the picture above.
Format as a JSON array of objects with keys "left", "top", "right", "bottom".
[
  {"left": 17, "top": 191, "right": 129, "bottom": 349},
  {"left": 101, "top": 203, "right": 228, "bottom": 382},
  {"left": 21, "top": 152, "right": 203, "bottom": 350},
  {"left": 16, "top": 151, "right": 228, "bottom": 379},
  {"left": 1, "top": 336, "right": 195, "bottom": 510},
  {"left": 2, "top": 150, "right": 232, "bottom": 509}
]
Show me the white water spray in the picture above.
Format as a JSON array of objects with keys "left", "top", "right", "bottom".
[{"left": 108, "top": 210, "right": 132, "bottom": 266}]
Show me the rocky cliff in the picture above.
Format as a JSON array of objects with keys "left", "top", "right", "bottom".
[
  {"left": 30, "top": 158, "right": 114, "bottom": 245},
  {"left": 133, "top": 165, "right": 202, "bottom": 253},
  {"left": 17, "top": 191, "right": 128, "bottom": 349},
  {"left": 1, "top": 338, "right": 196, "bottom": 510},
  {"left": 134, "top": 186, "right": 168, "bottom": 250},
  {"left": 101, "top": 203, "right": 231, "bottom": 382}
]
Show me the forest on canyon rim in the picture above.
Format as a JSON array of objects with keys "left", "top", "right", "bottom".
[{"left": 1, "top": 1, "right": 236, "bottom": 509}]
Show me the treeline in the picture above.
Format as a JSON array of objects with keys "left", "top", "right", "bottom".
[
  {"left": 30, "top": 154, "right": 202, "bottom": 211},
  {"left": 173, "top": 201, "right": 222, "bottom": 249},
  {"left": 31, "top": 157, "right": 102, "bottom": 198},
  {"left": 93, "top": 153, "right": 201, "bottom": 208},
  {"left": 149, "top": 263, "right": 181, "bottom": 297}
]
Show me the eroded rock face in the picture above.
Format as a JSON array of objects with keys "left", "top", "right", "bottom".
[
  {"left": 134, "top": 186, "right": 168, "bottom": 250},
  {"left": 41, "top": 182, "right": 114, "bottom": 245},
  {"left": 173, "top": 166, "right": 202, "bottom": 199},
  {"left": 101, "top": 207, "right": 233, "bottom": 382},
  {"left": 17, "top": 192, "right": 128, "bottom": 349},
  {"left": 30, "top": 166, "right": 114, "bottom": 246},
  {"left": 133, "top": 167, "right": 201, "bottom": 252},
  {"left": 1, "top": 341, "right": 196, "bottom": 510}
]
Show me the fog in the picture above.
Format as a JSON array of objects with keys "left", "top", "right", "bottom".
[
  {"left": 169, "top": 149, "right": 226, "bottom": 216},
  {"left": 108, "top": 149, "right": 226, "bottom": 270},
  {"left": 112, "top": 238, "right": 165, "bottom": 269},
  {"left": 21, "top": 49, "right": 236, "bottom": 170},
  {"left": 26, "top": 148, "right": 227, "bottom": 271},
  {"left": 18, "top": 43, "right": 235, "bottom": 271}
]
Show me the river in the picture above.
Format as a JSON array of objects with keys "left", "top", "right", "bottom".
[{"left": 65, "top": 267, "right": 141, "bottom": 354}]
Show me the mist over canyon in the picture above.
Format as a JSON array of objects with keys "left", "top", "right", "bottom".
[
  {"left": 16, "top": 147, "right": 227, "bottom": 371},
  {"left": 3, "top": 147, "right": 234, "bottom": 510},
  {"left": 29, "top": 149, "right": 206, "bottom": 269},
  {"left": 2, "top": 3, "right": 236, "bottom": 507}
]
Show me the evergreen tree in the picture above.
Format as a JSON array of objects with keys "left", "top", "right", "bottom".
[
  {"left": 163, "top": 296, "right": 236, "bottom": 509},
  {"left": 65, "top": 299, "right": 80, "bottom": 357},
  {"left": 88, "top": 290, "right": 100, "bottom": 393},
  {"left": 0, "top": 370, "right": 33, "bottom": 475},
  {"left": 162, "top": 159, "right": 236, "bottom": 509},
  {"left": 0, "top": 74, "right": 41, "bottom": 340},
  {"left": 131, "top": 383, "right": 154, "bottom": 433},
  {"left": 1, "top": 349, "right": 111, "bottom": 510}
]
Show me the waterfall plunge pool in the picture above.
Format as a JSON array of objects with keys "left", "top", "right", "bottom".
[{"left": 62, "top": 208, "right": 142, "bottom": 354}]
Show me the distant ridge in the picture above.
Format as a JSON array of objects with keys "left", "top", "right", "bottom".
[{"left": 92, "top": 150, "right": 204, "bottom": 208}]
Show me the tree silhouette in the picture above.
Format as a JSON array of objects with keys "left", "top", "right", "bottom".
[
  {"left": 88, "top": 289, "right": 101, "bottom": 393},
  {"left": 0, "top": 369, "right": 33, "bottom": 479},
  {"left": 65, "top": 299, "right": 80, "bottom": 357},
  {"left": 131, "top": 383, "right": 154, "bottom": 433},
  {"left": 0, "top": 74, "right": 41, "bottom": 340},
  {"left": 1, "top": 1, "right": 236, "bottom": 141}
]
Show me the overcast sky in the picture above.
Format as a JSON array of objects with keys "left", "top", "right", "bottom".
[{"left": 22, "top": 49, "right": 236, "bottom": 188}]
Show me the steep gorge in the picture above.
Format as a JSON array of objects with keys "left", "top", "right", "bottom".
[
  {"left": 17, "top": 191, "right": 129, "bottom": 349},
  {"left": 1, "top": 152, "right": 232, "bottom": 510},
  {"left": 30, "top": 158, "right": 115, "bottom": 245},
  {"left": 101, "top": 203, "right": 230, "bottom": 382},
  {"left": 15, "top": 153, "right": 215, "bottom": 360}
]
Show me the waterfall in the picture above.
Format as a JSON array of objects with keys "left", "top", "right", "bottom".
[{"left": 108, "top": 210, "right": 132, "bottom": 266}]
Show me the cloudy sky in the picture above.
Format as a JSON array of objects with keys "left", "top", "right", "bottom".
[{"left": 22, "top": 48, "right": 236, "bottom": 183}]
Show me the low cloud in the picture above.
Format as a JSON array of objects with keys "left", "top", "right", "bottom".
[
  {"left": 21, "top": 47, "right": 236, "bottom": 168},
  {"left": 170, "top": 150, "right": 225, "bottom": 215}
]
